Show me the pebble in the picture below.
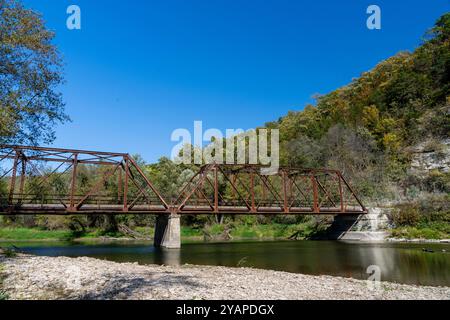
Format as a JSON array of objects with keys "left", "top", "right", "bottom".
[{"left": 0, "top": 254, "right": 449, "bottom": 300}]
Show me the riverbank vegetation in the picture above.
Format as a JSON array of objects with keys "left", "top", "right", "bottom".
[
  {"left": 0, "top": 0, "right": 449, "bottom": 241},
  {"left": 0, "top": 216, "right": 328, "bottom": 242},
  {"left": 389, "top": 198, "right": 450, "bottom": 239}
]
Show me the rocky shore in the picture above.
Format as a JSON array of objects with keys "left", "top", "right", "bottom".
[{"left": 0, "top": 254, "right": 448, "bottom": 300}]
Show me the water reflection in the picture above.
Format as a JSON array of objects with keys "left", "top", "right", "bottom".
[
  {"left": 11, "top": 240, "right": 450, "bottom": 287},
  {"left": 154, "top": 248, "right": 181, "bottom": 266}
]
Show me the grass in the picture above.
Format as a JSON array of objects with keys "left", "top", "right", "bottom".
[
  {"left": 134, "top": 226, "right": 154, "bottom": 237},
  {"left": 0, "top": 226, "right": 204, "bottom": 242},
  {"left": 133, "top": 224, "right": 318, "bottom": 240},
  {"left": 0, "top": 227, "right": 73, "bottom": 241},
  {"left": 180, "top": 226, "right": 203, "bottom": 238},
  {"left": 2, "top": 219, "right": 446, "bottom": 243},
  {"left": 203, "top": 222, "right": 323, "bottom": 240},
  {"left": 0, "top": 227, "right": 127, "bottom": 242},
  {"left": 0, "top": 222, "right": 325, "bottom": 242},
  {"left": 136, "top": 223, "right": 303, "bottom": 240},
  {"left": 390, "top": 220, "right": 449, "bottom": 240},
  {"left": 390, "top": 226, "right": 448, "bottom": 240}
]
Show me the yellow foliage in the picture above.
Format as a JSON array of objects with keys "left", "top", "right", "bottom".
[
  {"left": 362, "top": 105, "right": 380, "bottom": 127},
  {"left": 383, "top": 133, "right": 401, "bottom": 151},
  {"left": 375, "top": 117, "right": 397, "bottom": 136}
]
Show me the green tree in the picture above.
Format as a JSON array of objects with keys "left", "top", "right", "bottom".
[{"left": 0, "top": 0, "right": 68, "bottom": 145}]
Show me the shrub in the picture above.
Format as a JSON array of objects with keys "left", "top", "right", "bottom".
[
  {"left": 390, "top": 227, "right": 444, "bottom": 239},
  {"left": 391, "top": 204, "right": 420, "bottom": 226},
  {"left": 424, "top": 171, "right": 450, "bottom": 193},
  {"left": 205, "top": 223, "right": 225, "bottom": 236},
  {"left": 273, "top": 215, "right": 299, "bottom": 224}
]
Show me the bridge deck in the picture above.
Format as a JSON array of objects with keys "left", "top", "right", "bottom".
[{"left": 0, "top": 204, "right": 365, "bottom": 215}]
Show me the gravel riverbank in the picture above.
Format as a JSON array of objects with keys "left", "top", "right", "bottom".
[{"left": 0, "top": 254, "right": 449, "bottom": 300}]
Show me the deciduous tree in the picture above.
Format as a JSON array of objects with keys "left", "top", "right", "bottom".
[{"left": 0, "top": 0, "right": 68, "bottom": 145}]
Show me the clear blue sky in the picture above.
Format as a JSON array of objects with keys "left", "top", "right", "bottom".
[{"left": 23, "top": 0, "right": 449, "bottom": 163}]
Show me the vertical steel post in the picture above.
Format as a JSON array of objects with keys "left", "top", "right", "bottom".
[
  {"left": 18, "top": 158, "right": 26, "bottom": 202},
  {"left": 250, "top": 171, "right": 255, "bottom": 212},
  {"left": 282, "top": 170, "right": 288, "bottom": 213},
  {"left": 117, "top": 168, "right": 122, "bottom": 204},
  {"left": 214, "top": 166, "right": 219, "bottom": 213},
  {"left": 262, "top": 178, "right": 267, "bottom": 203},
  {"left": 231, "top": 174, "right": 236, "bottom": 199},
  {"left": 289, "top": 177, "right": 293, "bottom": 200},
  {"left": 8, "top": 151, "right": 19, "bottom": 205},
  {"left": 123, "top": 156, "right": 129, "bottom": 211},
  {"left": 70, "top": 153, "right": 78, "bottom": 210},
  {"left": 337, "top": 172, "right": 344, "bottom": 212},
  {"left": 311, "top": 174, "right": 319, "bottom": 213}
]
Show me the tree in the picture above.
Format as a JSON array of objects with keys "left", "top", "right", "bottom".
[{"left": 0, "top": 0, "right": 68, "bottom": 145}]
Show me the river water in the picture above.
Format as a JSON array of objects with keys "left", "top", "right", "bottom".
[{"left": 7, "top": 240, "right": 450, "bottom": 287}]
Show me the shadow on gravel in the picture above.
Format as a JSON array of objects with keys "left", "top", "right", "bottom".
[{"left": 79, "top": 273, "right": 204, "bottom": 300}]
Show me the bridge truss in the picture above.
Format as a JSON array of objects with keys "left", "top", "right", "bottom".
[{"left": 0, "top": 145, "right": 367, "bottom": 215}]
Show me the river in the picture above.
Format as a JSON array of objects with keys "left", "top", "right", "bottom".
[{"left": 6, "top": 240, "right": 450, "bottom": 287}]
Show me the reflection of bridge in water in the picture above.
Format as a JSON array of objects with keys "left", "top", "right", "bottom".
[{"left": 0, "top": 145, "right": 367, "bottom": 248}]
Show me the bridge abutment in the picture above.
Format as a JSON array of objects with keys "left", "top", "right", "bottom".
[
  {"left": 154, "top": 213, "right": 181, "bottom": 249},
  {"left": 326, "top": 208, "right": 391, "bottom": 241}
]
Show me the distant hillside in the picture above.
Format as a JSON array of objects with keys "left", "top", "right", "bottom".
[{"left": 266, "top": 13, "right": 450, "bottom": 202}]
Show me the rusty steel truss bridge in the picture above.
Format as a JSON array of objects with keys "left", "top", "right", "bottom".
[{"left": 0, "top": 145, "right": 367, "bottom": 216}]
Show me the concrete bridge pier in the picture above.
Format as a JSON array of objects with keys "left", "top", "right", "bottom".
[{"left": 154, "top": 213, "right": 181, "bottom": 249}]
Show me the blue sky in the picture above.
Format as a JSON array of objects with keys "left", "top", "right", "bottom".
[{"left": 23, "top": 0, "right": 449, "bottom": 163}]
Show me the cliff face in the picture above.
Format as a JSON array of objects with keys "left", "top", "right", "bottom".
[{"left": 410, "top": 138, "right": 450, "bottom": 175}]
